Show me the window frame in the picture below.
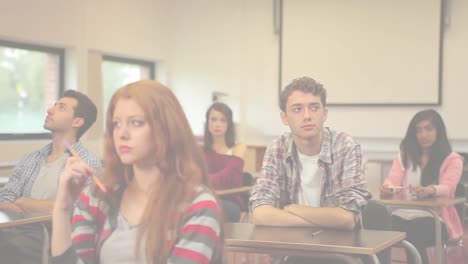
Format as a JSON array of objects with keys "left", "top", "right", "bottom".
[
  {"left": 102, "top": 55, "right": 155, "bottom": 80},
  {"left": 0, "top": 39, "right": 65, "bottom": 140}
]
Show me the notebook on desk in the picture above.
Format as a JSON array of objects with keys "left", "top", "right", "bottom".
[{"left": 0, "top": 210, "right": 51, "bottom": 228}]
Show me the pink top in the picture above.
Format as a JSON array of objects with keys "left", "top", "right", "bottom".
[{"left": 384, "top": 152, "right": 464, "bottom": 240}]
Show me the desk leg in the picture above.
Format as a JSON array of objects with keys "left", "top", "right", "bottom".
[
  {"left": 398, "top": 240, "right": 422, "bottom": 264},
  {"left": 369, "top": 254, "right": 381, "bottom": 264},
  {"left": 427, "top": 209, "right": 442, "bottom": 264}
]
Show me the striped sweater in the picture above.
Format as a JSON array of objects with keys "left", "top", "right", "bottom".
[{"left": 51, "top": 184, "right": 223, "bottom": 264}]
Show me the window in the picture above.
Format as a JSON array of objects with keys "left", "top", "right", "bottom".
[
  {"left": 0, "top": 40, "right": 65, "bottom": 140},
  {"left": 102, "top": 55, "right": 155, "bottom": 116}
]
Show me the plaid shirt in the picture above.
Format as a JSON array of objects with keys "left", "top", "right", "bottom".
[
  {"left": 0, "top": 141, "right": 101, "bottom": 203},
  {"left": 250, "top": 127, "right": 370, "bottom": 217}
]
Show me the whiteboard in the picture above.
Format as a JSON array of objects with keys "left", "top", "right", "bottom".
[{"left": 281, "top": 0, "right": 443, "bottom": 105}]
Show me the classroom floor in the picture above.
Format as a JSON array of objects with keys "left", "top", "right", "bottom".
[{"left": 225, "top": 223, "right": 468, "bottom": 264}]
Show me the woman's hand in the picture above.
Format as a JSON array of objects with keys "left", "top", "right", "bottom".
[
  {"left": 410, "top": 185, "right": 436, "bottom": 199},
  {"left": 55, "top": 157, "right": 95, "bottom": 212},
  {"left": 380, "top": 184, "right": 394, "bottom": 197}
]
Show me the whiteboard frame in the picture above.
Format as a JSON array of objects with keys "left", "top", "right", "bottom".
[{"left": 278, "top": 0, "right": 445, "bottom": 107}]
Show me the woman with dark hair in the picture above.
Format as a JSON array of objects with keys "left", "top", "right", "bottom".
[
  {"left": 381, "top": 109, "right": 463, "bottom": 264},
  {"left": 204, "top": 102, "right": 246, "bottom": 222},
  {"left": 51, "top": 80, "right": 223, "bottom": 263},
  {"left": 204, "top": 102, "right": 246, "bottom": 158}
]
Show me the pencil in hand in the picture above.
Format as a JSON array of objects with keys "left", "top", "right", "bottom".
[{"left": 63, "top": 139, "right": 107, "bottom": 193}]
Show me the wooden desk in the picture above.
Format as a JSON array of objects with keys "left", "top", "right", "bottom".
[
  {"left": 378, "top": 193, "right": 465, "bottom": 264},
  {"left": 0, "top": 211, "right": 51, "bottom": 229},
  {"left": 225, "top": 223, "right": 418, "bottom": 264},
  {"left": 215, "top": 186, "right": 252, "bottom": 196}
]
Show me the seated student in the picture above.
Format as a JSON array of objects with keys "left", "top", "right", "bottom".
[
  {"left": 204, "top": 102, "right": 246, "bottom": 222},
  {"left": 0, "top": 90, "right": 101, "bottom": 264},
  {"left": 51, "top": 80, "right": 223, "bottom": 263},
  {"left": 250, "top": 77, "right": 370, "bottom": 263},
  {"left": 381, "top": 109, "right": 463, "bottom": 264}
]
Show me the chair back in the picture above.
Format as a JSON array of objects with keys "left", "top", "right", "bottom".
[
  {"left": 458, "top": 152, "right": 468, "bottom": 183},
  {"left": 241, "top": 172, "right": 253, "bottom": 212},
  {"left": 362, "top": 199, "right": 393, "bottom": 264},
  {"left": 362, "top": 199, "right": 393, "bottom": 231}
]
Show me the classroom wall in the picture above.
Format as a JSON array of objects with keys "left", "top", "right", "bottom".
[
  {"left": 331, "top": 0, "right": 468, "bottom": 158},
  {"left": 167, "top": 0, "right": 280, "bottom": 142},
  {"left": 165, "top": 0, "right": 246, "bottom": 135},
  {"left": 167, "top": 0, "right": 468, "bottom": 160},
  {"left": 0, "top": 0, "right": 467, "bottom": 182},
  {"left": 0, "top": 0, "right": 171, "bottom": 161},
  {"left": 282, "top": 0, "right": 442, "bottom": 106}
]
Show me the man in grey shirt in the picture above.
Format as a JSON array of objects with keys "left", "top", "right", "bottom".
[{"left": 0, "top": 90, "right": 102, "bottom": 264}]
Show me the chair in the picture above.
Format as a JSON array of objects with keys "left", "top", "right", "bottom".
[
  {"left": 363, "top": 200, "right": 423, "bottom": 263},
  {"left": 362, "top": 199, "right": 393, "bottom": 264}
]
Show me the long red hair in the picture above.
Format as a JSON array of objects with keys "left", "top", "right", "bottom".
[{"left": 102, "top": 80, "right": 212, "bottom": 263}]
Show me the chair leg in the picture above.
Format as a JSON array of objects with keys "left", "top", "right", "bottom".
[
  {"left": 443, "top": 238, "right": 465, "bottom": 264},
  {"left": 41, "top": 224, "right": 50, "bottom": 264},
  {"left": 444, "top": 244, "right": 448, "bottom": 264}
]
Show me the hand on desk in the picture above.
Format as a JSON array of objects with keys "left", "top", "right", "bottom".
[
  {"left": 410, "top": 185, "right": 436, "bottom": 199},
  {"left": 380, "top": 184, "right": 394, "bottom": 197},
  {"left": 380, "top": 184, "right": 436, "bottom": 199}
]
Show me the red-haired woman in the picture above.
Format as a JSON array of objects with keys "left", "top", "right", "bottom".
[{"left": 51, "top": 80, "right": 223, "bottom": 263}]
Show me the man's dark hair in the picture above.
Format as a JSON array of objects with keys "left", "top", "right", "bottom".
[
  {"left": 62, "top": 90, "right": 97, "bottom": 139},
  {"left": 279, "top": 76, "right": 327, "bottom": 112}
]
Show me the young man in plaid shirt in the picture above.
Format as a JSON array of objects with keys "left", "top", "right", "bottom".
[{"left": 250, "top": 77, "right": 371, "bottom": 263}]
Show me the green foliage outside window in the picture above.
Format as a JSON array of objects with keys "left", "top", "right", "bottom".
[{"left": 0, "top": 46, "right": 59, "bottom": 134}]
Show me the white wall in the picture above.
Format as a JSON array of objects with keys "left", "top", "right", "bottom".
[
  {"left": 167, "top": 0, "right": 281, "bottom": 141},
  {"left": 1, "top": 0, "right": 467, "bottom": 177},
  {"left": 166, "top": 0, "right": 245, "bottom": 135},
  {"left": 0, "top": 0, "right": 170, "bottom": 161}
]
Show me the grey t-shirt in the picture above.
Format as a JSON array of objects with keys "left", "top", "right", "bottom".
[
  {"left": 100, "top": 214, "right": 146, "bottom": 264},
  {"left": 29, "top": 156, "right": 67, "bottom": 200}
]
